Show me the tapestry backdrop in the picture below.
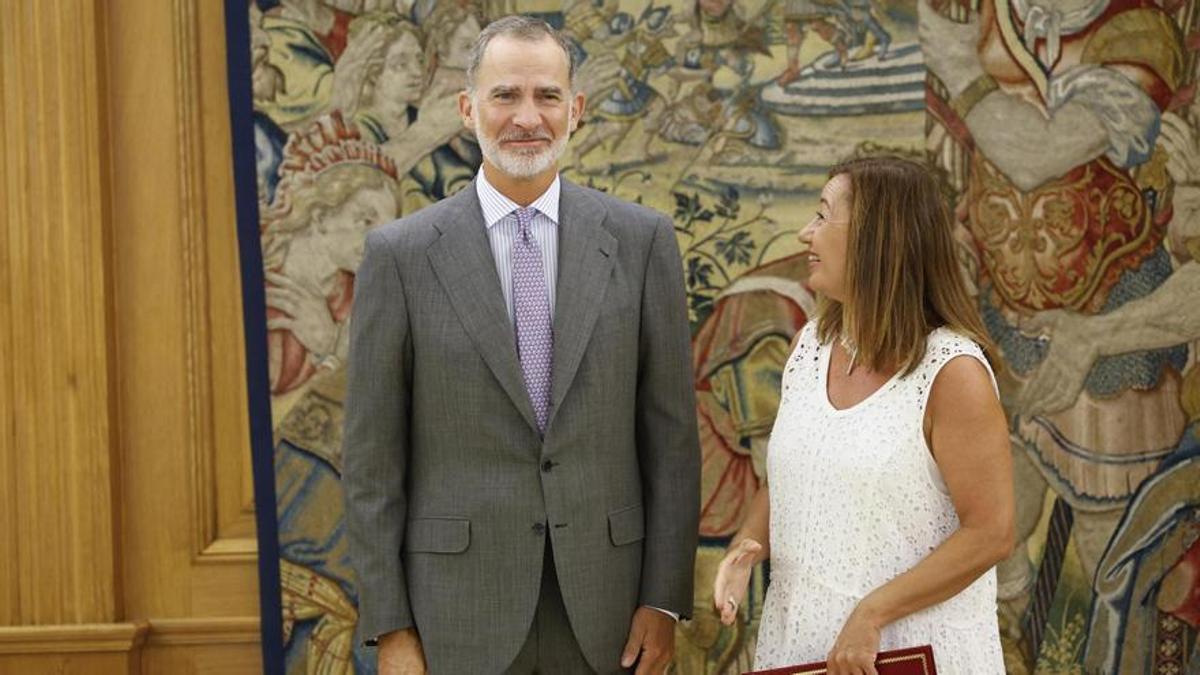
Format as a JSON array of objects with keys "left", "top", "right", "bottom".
[{"left": 238, "top": 0, "right": 1200, "bottom": 671}]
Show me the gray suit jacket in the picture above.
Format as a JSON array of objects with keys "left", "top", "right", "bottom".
[{"left": 342, "top": 177, "right": 701, "bottom": 673}]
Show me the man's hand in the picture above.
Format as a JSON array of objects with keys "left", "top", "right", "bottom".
[
  {"left": 916, "top": 0, "right": 983, "bottom": 97},
  {"left": 265, "top": 270, "right": 339, "bottom": 360},
  {"left": 1016, "top": 309, "right": 1100, "bottom": 416},
  {"left": 1161, "top": 111, "right": 1200, "bottom": 185},
  {"left": 377, "top": 628, "right": 427, "bottom": 675},
  {"left": 620, "top": 606, "right": 676, "bottom": 674}
]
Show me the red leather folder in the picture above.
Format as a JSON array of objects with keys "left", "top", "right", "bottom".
[{"left": 745, "top": 644, "right": 937, "bottom": 675}]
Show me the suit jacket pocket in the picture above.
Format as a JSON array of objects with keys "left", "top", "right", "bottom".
[
  {"left": 607, "top": 505, "right": 645, "bottom": 546},
  {"left": 404, "top": 517, "right": 470, "bottom": 554}
]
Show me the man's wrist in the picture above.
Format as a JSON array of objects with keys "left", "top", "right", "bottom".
[
  {"left": 645, "top": 605, "right": 680, "bottom": 622},
  {"left": 366, "top": 626, "right": 417, "bottom": 647},
  {"left": 1086, "top": 313, "right": 1121, "bottom": 358}
]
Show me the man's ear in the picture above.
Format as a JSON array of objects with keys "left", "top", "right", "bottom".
[
  {"left": 569, "top": 90, "right": 587, "bottom": 133},
  {"left": 458, "top": 90, "right": 474, "bottom": 130}
]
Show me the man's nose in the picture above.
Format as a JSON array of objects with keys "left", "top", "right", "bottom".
[{"left": 512, "top": 98, "right": 542, "bottom": 129}]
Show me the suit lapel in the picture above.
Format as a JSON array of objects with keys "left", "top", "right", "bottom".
[
  {"left": 548, "top": 180, "right": 617, "bottom": 426},
  {"left": 426, "top": 184, "right": 540, "bottom": 433}
]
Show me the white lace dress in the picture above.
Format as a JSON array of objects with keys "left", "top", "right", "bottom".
[{"left": 753, "top": 324, "right": 1005, "bottom": 674}]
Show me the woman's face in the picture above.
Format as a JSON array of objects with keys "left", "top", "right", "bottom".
[
  {"left": 799, "top": 173, "right": 852, "bottom": 301},
  {"left": 316, "top": 185, "right": 397, "bottom": 271},
  {"left": 367, "top": 31, "right": 425, "bottom": 107}
]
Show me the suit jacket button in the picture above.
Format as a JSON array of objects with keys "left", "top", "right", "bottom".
[
  {"left": 532, "top": 522, "right": 546, "bottom": 535},
  {"left": 541, "top": 460, "right": 554, "bottom": 473}
]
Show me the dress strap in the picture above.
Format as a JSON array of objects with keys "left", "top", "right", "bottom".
[{"left": 913, "top": 328, "right": 998, "bottom": 417}]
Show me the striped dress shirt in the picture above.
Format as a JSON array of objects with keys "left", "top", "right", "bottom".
[{"left": 475, "top": 171, "right": 560, "bottom": 327}]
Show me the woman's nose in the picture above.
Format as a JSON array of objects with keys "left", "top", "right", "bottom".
[{"left": 798, "top": 219, "right": 815, "bottom": 244}]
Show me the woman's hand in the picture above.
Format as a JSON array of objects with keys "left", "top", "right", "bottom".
[
  {"left": 265, "top": 270, "right": 338, "bottom": 360},
  {"left": 826, "top": 605, "right": 882, "bottom": 675},
  {"left": 712, "top": 538, "right": 762, "bottom": 625}
]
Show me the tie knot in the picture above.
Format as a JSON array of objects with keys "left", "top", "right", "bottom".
[{"left": 515, "top": 207, "right": 535, "bottom": 240}]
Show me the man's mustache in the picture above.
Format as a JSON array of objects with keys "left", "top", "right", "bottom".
[{"left": 499, "top": 129, "right": 552, "bottom": 143}]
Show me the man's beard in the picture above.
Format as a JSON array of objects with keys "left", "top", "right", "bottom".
[{"left": 475, "top": 111, "right": 572, "bottom": 179}]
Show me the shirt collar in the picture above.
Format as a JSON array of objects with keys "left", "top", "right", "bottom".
[{"left": 476, "top": 170, "right": 561, "bottom": 229}]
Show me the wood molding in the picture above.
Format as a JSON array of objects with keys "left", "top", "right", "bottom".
[
  {"left": 0, "top": 622, "right": 149, "bottom": 655},
  {"left": 0, "top": 620, "right": 260, "bottom": 673},
  {"left": 197, "top": 0, "right": 259, "bottom": 545},
  {"left": 172, "top": 0, "right": 219, "bottom": 561},
  {"left": 0, "top": 0, "right": 122, "bottom": 625},
  {"left": 107, "top": 0, "right": 260, "bottom": 618},
  {"left": 146, "top": 617, "right": 260, "bottom": 646},
  {"left": 143, "top": 620, "right": 262, "bottom": 673},
  {"left": 169, "top": 0, "right": 258, "bottom": 563},
  {"left": 199, "top": 537, "right": 259, "bottom": 563}
]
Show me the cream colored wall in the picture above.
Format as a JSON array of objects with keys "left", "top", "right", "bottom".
[{"left": 1, "top": 1, "right": 263, "bottom": 671}]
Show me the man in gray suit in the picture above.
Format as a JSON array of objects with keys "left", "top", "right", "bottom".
[{"left": 342, "top": 15, "right": 701, "bottom": 674}]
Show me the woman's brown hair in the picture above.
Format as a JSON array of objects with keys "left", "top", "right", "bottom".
[{"left": 815, "top": 156, "right": 996, "bottom": 375}]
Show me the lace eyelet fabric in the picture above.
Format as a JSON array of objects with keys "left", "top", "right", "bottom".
[{"left": 754, "top": 324, "right": 1005, "bottom": 674}]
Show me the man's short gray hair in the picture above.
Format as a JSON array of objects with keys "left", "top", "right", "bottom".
[{"left": 465, "top": 15, "right": 576, "bottom": 93}]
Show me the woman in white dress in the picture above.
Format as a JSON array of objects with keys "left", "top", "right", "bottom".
[{"left": 713, "top": 156, "right": 1015, "bottom": 675}]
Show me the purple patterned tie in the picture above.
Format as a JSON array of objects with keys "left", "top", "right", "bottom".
[{"left": 512, "top": 207, "right": 553, "bottom": 433}]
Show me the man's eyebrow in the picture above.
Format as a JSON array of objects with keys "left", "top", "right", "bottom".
[
  {"left": 535, "top": 86, "right": 565, "bottom": 95},
  {"left": 489, "top": 84, "right": 520, "bottom": 95}
]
